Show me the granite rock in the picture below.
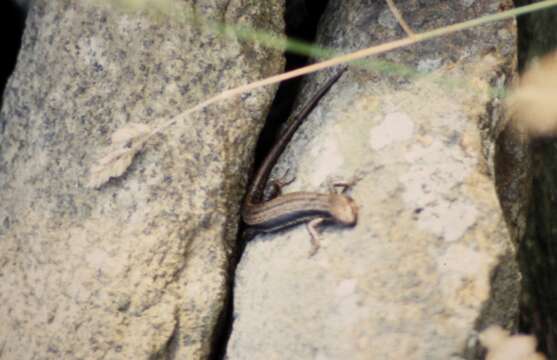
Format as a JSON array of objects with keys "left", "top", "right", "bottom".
[
  {"left": 227, "top": 1, "right": 520, "bottom": 359},
  {"left": 0, "top": 0, "right": 283, "bottom": 358}
]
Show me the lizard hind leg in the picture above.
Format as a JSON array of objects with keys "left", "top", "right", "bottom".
[{"left": 265, "top": 168, "right": 296, "bottom": 200}]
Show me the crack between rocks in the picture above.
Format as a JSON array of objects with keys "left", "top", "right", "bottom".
[{"left": 208, "top": 1, "right": 330, "bottom": 359}]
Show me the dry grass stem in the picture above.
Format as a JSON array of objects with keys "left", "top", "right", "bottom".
[
  {"left": 385, "top": 0, "right": 415, "bottom": 37},
  {"left": 506, "top": 51, "right": 557, "bottom": 137},
  {"left": 88, "top": 1, "right": 557, "bottom": 187},
  {"left": 87, "top": 123, "right": 151, "bottom": 188},
  {"left": 480, "top": 325, "right": 546, "bottom": 360}
]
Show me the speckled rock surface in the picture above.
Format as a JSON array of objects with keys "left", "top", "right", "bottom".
[
  {"left": 0, "top": 0, "right": 283, "bottom": 358},
  {"left": 227, "top": 1, "right": 519, "bottom": 359}
]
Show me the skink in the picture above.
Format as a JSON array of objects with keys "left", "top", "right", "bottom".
[{"left": 241, "top": 67, "right": 358, "bottom": 252}]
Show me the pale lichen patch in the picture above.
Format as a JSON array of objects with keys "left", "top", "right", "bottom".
[
  {"left": 438, "top": 244, "right": 492, "bottom": 311},
  {"left": 419, "top": 201, "right": 479, "bottom": 242},
  {"left": 399, "top": 138, "right": 479, "bottom": 241},
  {"left": 400, "top": 140, "right": 474, "bottom": 204},
  {"left": 368, "top": 112, "right": 415, "bottom": 150},
  {"left": 335, "top": 278, "right": 358, "bottom": 298}
]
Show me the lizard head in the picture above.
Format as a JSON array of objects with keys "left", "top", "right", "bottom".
[{"left": 328, "top": 193, "right": 358, "bottom": 226}]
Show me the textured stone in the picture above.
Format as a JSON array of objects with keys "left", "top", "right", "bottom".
[
  {"left": 0, "top": 0, "right": 283, "bottom": 358},
  {"left": 227, "top": 1, "right": 519, "bottom": 359}
]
